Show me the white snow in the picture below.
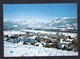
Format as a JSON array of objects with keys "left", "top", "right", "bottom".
[
  {"left": 13, "top": 25, "right": 18, "bottom": 27},
  {"left": 21, "top": 29, "right": 77, "bottom": 38},
  {"left": 4, "top": 30, "right": 78, "bottom": 57},
  {"left": 4, "top": 41, "right": 78, "bottom": 57},
  {"left": 18, "top": 41, "right": 24, "bottom": 45},
  {"left": 4, "top": 30, "right": 26, "bottom": 37},
  {"left": 34, "top": 42, "right": 43, "bottom": 47},
  {"left": 62, "top": 17, "right": 70, "bottom": 19},
  {"left": 4, "top": 29, "right": 77, "bottom": 38}
]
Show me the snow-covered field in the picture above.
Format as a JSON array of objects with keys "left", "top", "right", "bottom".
[
  {"left": 4, "top": 30, "right": 78, "bottom": 57},
  {"left": 4, "top": 41, "right": 78, "bottom": 57},
  {"left": 4, "top": 30, "right": 26, "bottom": 37},
  {"left": 4, "top": 29, "right": 77, "bottom": 38},
  {"left": 22, "top": 29, "right": 77, "bottom": 38}
]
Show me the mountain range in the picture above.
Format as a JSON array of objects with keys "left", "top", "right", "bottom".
[{"left": 4, "top": 17, "right": 77, "bottom": 31}]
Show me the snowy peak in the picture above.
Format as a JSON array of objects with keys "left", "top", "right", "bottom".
[
  {"left": 46, "top": 17, "right": 77, "bottom": 31},
  {"left": 4, "top": 17, "right": 77, "bottom": 31}
]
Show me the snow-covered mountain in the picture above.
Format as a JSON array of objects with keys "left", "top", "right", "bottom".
[
  {"left": 4, "top": 17, "right": 77, "bottom": 31},
  {"left": 4, "top": 21, "right": 28, "bottom": 30},
  {"left": 47, "top": 17, "right": 77, "bottom": 30}
]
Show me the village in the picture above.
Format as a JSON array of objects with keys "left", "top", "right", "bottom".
[{"left": 4, "top": 30, "right": 78, "bottom": 52}]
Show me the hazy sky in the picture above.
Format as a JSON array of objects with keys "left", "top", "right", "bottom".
[{"left": 3, "top": 3, "right": 77, "bottom": 22}]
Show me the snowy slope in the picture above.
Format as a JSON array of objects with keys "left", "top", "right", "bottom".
[
  {"left": 21, "top": 29, "right": 77, "bottom": 38},
  {"left": 4, "top": 21, "right": 28, "bottom": 30},
  {"left": 4, "top": 41, "right": 78, "bottom": 57},
  {"left": 4, "top": 29, "right": 77, "bottom": 37},
  {"left": 4, "top": 17, "right": 77, "bottom": 30},
  {"left": 4, "top": 30, "right": 26, "bottom": 37},
  {"left": 4, "top": 30, "right": 77, "bottom": 38}
]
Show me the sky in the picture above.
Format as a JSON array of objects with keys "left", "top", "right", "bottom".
[{"left": 3, "top": 3, "right": 77, "bottom": 22}]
